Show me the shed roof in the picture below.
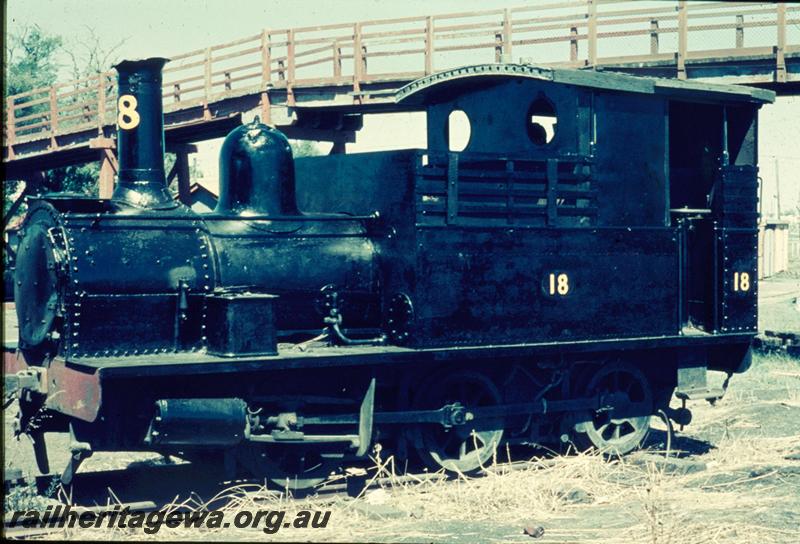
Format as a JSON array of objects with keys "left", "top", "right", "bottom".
[{"left": 395, "top": 64, "right": 775, "bottom": 106}]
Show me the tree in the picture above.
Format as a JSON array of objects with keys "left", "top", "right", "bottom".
[
  {"left": 39, "top": 26, "right": 130, "bottom": 199},
  {"left": 4, "top": 26, "right": 205, "bottom": 221},
  {"left": 64, "top": 26, "right": 128, "bottom": 80},
  {"left": 4, "top": 25, "right": 63, "bottom": 219},
  {"left": 43, "top": 164, "right": 101, "bottom": 197},
  {"left": 4, "top": 25, "right": 62, "bottom": 97},
  {"left": 291, "top": 140, "right": 321, "bottom": 157}
]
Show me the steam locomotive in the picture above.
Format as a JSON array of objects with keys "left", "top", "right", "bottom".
[{"left": 5, "top": 58, "right": 773, "bottom": 489}]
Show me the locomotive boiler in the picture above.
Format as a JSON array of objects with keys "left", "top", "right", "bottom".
[{"left": 5, "top": 58, "right": 773, "bottom": 489}]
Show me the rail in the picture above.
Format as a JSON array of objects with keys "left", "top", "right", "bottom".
[{"left": 4, "top": 1, "right": 799, "bottom": 152}]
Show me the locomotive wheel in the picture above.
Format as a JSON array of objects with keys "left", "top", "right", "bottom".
[
  {"left": 574, "top": 362, "right": 653, "bottom": 455},
  {"left": 411, "top": 370, "right": 504, "bottom": 474},
  {"left": 236, "top": 444, "right": 340, "bottom": 492}
]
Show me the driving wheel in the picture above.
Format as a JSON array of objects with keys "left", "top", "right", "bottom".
[
  {"left": 237, "top": 444, "right": 341, "bottom": 491},
  {"left": 574, "top": 362, "right": 653, "bottom": 455},
  {"left": 411, "top": 370, "right": 504, "bottom": 474}
]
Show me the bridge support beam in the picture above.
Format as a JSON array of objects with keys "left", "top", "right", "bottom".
[
  {"left": 677, "top": 0, "right": 687, "bottom": 79},
  {"left": 776, "top": 3, "right": 787, "bottom": 83},
  {"left": 166, "top": 144, "right": 198, "bottom": 205},
  {"left": 329, "top": 140, "right": 347, "bottom": 155},
  {"left": 90, "top": 137, "right": 117, "bottom": 199},
  {"left": 260, "top": 88, "right": 272, "bottom": 124}
]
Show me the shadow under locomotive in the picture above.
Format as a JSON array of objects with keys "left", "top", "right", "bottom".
[{"left": 4, "top": 59, "right": 773, "bottom": 490}]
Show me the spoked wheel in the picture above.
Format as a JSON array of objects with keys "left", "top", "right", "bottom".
[
  {"left": 236, "top": 444, "right": 341, "bottom": 491},
  {"left": 411, "top": 370, "right": 504, "bottom": 474},
  {"left": 574, "top": 362, "right": 653, "bottom": 455}
]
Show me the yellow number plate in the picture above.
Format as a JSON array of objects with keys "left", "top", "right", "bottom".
[{"left": 117, "top": 94, "right": 141, "bottom": 130}]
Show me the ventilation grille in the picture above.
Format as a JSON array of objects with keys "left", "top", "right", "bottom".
[{"left": 415, "top": 152, "right": 596, "bottom": 227}]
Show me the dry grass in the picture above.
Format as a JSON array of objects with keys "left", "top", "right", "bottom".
[
  {"left": 29, "top": 432, "right": 796, "bottom": 543},
  {"left": 15, "top": 353, "right": 800, "bottom": 542}
]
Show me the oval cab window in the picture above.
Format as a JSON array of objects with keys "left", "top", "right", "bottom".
[
  {"left": 527, "top": 98, "right": 557, "bottom": 145},
  {"left": 447, "top": 109, "right": 471, "bottom": 152}
]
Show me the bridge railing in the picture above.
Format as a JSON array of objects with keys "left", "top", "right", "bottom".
[
  {"left": 5, "top": 73, "right": 116, "bottom": 149},
  {"left": 4, "top": 1, "right": 798, "bottom": 153}
]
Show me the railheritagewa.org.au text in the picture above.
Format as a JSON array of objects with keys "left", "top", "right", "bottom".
[{"left": 9, "top": 505, "right": 331, "bottom": 534}]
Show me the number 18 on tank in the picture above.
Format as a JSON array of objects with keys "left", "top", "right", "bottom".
[{"left": 732, "top": 271, "right": 751, "bottom": 292}]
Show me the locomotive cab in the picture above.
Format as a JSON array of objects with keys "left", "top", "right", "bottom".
[{"left": 298, "top": 64, "right": 767, "bottom": 363}]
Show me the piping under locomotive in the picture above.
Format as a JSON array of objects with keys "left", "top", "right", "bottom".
[{"left": 5, "top": 58, "right": 774, "bottom": 488}]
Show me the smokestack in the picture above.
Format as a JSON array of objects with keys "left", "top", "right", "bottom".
[{"left": 112, "top": 58, "right": 175, "bottom": 209}]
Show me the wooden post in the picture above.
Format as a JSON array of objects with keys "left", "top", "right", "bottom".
[
  {"left": 570, "top": 26, "right": 578, "bottom": 61},
  {"left": 49, "top": 86, "right": 59, "bottom": 146},
  {"left": 650, "top": 20, "right": 659, "bottom": 55},
  {"left": 91, "top": 137, "right": 117, "bottom": 199},
  {"left": 354, "top": 23, "right": 363, "bottom": 96},
  {"left": 261, "top": 29, "right": 271, "bottom": 84},
  {"left": 425, "top": 16, "right": 433, "bottom": 75},
  {"left": 6, "top": 96, "right": 16, "bottom": 159},
  {"left": 776, "top": 3, "right": 786, "bottom": 83},
  {"left": 261, "top": 29, "right": 272, "bottom": 122},
  {"left": 735, "top": 14, "right": 744, "bottom": 48},
  {"left": 587, "top": 0, "right": 597, "bottom": 67},
  {"left": 99, "top": 150, "right": 116, "bottom": 199},
  {"left": 287, "top": 29, "right": 296, "bottom": 82},
  {"left": 261, "top": 88, "right": 271, "bottom": 125},
  {"left": 287, "top": 29, "right": 296, "bottom": 106},
  {"left": 204, "top": 46, "right": 213, "bottom": 119},
  {"left": 175, "top": 147, "right": 191, "bottom": 205},
  {"left": 97, "top": 75, "right": 106, "bottom": 133},
  {"left": 330, "top": 139, "right": 346, "bottom": 154},
  {"left": 677, "top": 0, "right": 687, "bottom": 79},
  {"left": 361, "top": 44, "right": 368, "bottom": 76},
  {"left": 502, "top": 8, "right": 512, "bottom": 63},
  {"left": 333, "top": 41, "right": 342, "bottom": 78}
]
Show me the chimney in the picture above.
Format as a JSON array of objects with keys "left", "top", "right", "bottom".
[{"left": 112, "top": 58, "right": 175, "bottom": 209}]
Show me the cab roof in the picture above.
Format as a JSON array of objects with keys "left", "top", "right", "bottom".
[{"left": 395, "top": 63, "right": 776, "bottom": 106}]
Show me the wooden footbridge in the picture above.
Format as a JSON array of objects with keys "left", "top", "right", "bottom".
[{"left": 3, "top": 0, "right": 800, "bottom": 203}]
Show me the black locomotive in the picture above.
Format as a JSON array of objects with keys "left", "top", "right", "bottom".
[{"left": 5, "top": 58, "right": 774, "bottom": 488}]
